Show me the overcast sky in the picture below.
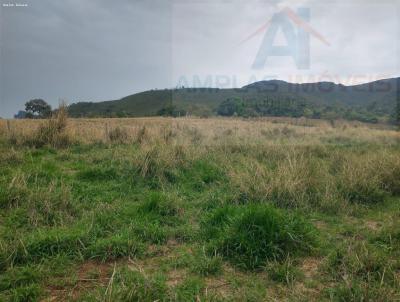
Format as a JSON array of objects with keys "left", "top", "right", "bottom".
[{"left": 1, "top": 0, "right": 399, "bottom": 117}]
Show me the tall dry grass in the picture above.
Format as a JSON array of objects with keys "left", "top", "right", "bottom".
[
  {"left": 1, "top": 116, "right": 398, "bottom": 147},
  {"left": 1, "top": 116, "right": 399, "bottom": 210},
  {"left": 2, "top": 103, "right": 72, "bottom": 148}
]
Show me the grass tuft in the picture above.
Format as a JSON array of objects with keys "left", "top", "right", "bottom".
[
  {"left": 108, "top": 126, "right": 128, "bottom": 143},
  {"left": 265, "top": 257, "right": 303, "bottom": 285},
  {"left": 204, "top": 204, "right": 318, "bottom": 270},
  {"left": 113, "top": 269, "right": 167, "bottom": 302},
  {"left": 139, "top": 192, "right": 181, "bottom": 217},
  {"left": 28, "top": 103, "right": 71, "bottom": 148}
]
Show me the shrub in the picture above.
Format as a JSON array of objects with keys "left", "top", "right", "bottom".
[
  {"left": 23, "top": 103, "right": 71, "bottom": 148},
  {"left": 204, "top": 205, "right": 318, "bottom": 270}
]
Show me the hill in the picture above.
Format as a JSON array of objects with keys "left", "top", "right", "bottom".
[{"left": 68, "top": 78, "right": 399, "bottom": 123}]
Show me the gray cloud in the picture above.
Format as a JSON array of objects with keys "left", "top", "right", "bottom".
[
  {"left": 1, "top": 0, "right": 399, "bottom": 117},
  {"left": 1, "top": 0, "right": 171, "bottom": 117}
]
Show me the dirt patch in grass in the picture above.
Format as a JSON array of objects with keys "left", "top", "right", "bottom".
[
  {"left": 166, "top": 269, "right": 187, "bottom": 287},
  {"left": 301, "top": 258, "right": 321, "bottom": 279},
  {"left": 365, "top": 220, "right": 382, "bottom": 231},
  {"left": 292, "top": 257, "right": 336, "bottom": 301},
  {"left": 77, "top": 260, "right": 113, "bottom": 281},
  {"left": 204, "top": 276, "right": 231, "bottom": 299},
  {"left": 293, "top": 283, "right": 321, "bottom": 301},
  {"left": 42, "top": 260, "right": 113, "bottom": 301},
  {"left": 313, "top": 220, "right": 328, "bottom": 230},
  {"left": 147, "top": 239, "right": 181, "bottom": 257}
]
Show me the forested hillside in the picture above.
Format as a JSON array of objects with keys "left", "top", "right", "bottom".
[{"left": 68, "top": 78, "right": 399, "bottom": 123}]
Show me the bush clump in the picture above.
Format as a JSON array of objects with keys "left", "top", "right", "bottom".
[
  {"left": 203, "top": 204, "right": 318, "bottom": 270},
  {"left": 23, "top": 103, "right": 71, "bottom": 149},
  {"left": 108, "top": 126, "right": 128, "bottom": 143}
]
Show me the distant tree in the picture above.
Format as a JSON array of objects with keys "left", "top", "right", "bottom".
[
  {"left": 303, "top": 108, "right": 313, "bottom": 118},
  {"left": 217, "top": 98, "right": 244, "bottom": 116},
  {"left": 14, "top": 110, "right": 27, "bottom": 119},
  {"left": 157, "top": 105, "right": 186, "bottom": 117},
  {"left": 25, "top": 99, "right": 52, "bottom": 118}
]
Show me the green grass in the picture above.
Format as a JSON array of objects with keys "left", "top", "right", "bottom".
[
  {"left": 265, "top": 257, "right": 303, "bottom": 285},
  {"left": 0, "top": 130, "right": 399, "bottom": 301},
  {"left": 203, "top": 205, "right": 318, "bottom": 270}
]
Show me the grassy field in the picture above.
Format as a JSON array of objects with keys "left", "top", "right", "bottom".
[{"left": 0, "top": 114, "right": 400, "bottom": 301}]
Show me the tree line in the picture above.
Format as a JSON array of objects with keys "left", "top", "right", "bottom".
[{"left": 14, "top": 99, "right": 52, "bottom": 119}]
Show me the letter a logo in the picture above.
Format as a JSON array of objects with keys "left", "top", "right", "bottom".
[{"left": 252, "top": 8, "right": 310, "bottom": 70}]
